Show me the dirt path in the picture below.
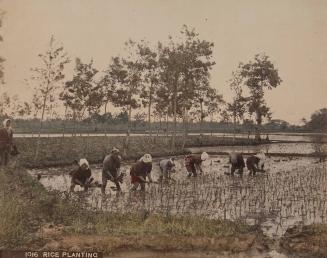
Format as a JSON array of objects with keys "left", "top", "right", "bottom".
[
  {"left": 38, "top": 225, "right": 275, "bottom": 257},
  {"left": 105, "top": 250, "right": 289, "bottom": 258}
]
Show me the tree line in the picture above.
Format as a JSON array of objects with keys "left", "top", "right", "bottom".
[{"left": 2, "top": 23, "right": 306, "bottom": 150}]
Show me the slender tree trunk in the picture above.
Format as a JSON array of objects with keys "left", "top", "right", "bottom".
[
  {"left": 165, "top": 113, "right": 169, "bottom": 137},
  {"left": 124, "top": 100, "right": 132, "bottom": 156},
  {"left": 148, "top": 93, "right": 152, "bottom": 137},
  {"left": 233, "top": 114, "right": 236, "bottom": 143},
  {"left": 104, "top": 100, "right": 108, "bottom": 115},
  {"left": 165, "top": 113, "right": 169, "bottom": 145},
  {"left": 62, "top": 106, "right": 67, "bottom": 137},
  {"left": 159, "top": 115, "right": 162, "bottom": 134},
  {"left": 39, "top": 96, "right": 47, "bottom": 137},
  {"left": 255, "top": 110, "right": 262, "bottom": 141},
  {"left": 182, "top": 107, "right": 188, "bottom": 150},
  {"left": 200, "top": 100, "right": 204, "bottom": 134},
  {"left": 34, "top": 94, "right": 47, "bottom": 160},
  {"left": 171, "top": 77, "right": 178, "bottom": 151},
  {"left": 104, "top": 100, "right": 110, "bottom": 137},
  {"left": 157, "top": 116, "right": 161, "bottom": 137},
  {"left": 73, "top": 111, "right": 77, "bottom": 137}
]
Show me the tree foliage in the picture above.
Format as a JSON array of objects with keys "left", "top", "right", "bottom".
[
  {"left": 60, "top": 58, "right": 101, "bottom": 121},
  {"left": 30, "top": 36, "right": 70, "bottom": 128},
  {"left": 238, "top": 54, "right": 282, "bottom": 139},
  {"left": 306, "top": 108, "right": 327, "bottom": 131}
]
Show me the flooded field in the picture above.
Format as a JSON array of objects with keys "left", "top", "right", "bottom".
[
  {"left": 15, "top": 132, "right": 327, "bottom": 143},
  {"left": 28, "top": 140, "right": 327, "bottom": 239},
  {"left": 187, "top": 142, "right": 327, "bottom": 155}
]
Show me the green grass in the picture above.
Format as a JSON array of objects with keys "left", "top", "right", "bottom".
[
  {"left": 65, "top": 212, "right": 250, "bottom": 237},
  {"left": 14, "top": 135, "right": 258, "bottom": 168}
]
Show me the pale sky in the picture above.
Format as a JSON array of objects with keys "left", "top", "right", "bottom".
[{"left": 1, "top": 0, "right": 327, "bottom": 124}]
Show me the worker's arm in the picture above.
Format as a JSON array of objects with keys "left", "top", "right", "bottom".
[
  {"left": 195, "top": 162, "right": 203, "bottom": 173},
  {"left": 73, "top": 178, "right": 84, "bottom": 186},
  {"left": 138, "top": 176, "right": 147, "bottom": 183},
  {"left": 147, "top": 173, "right": 153, "bottom": 183}
]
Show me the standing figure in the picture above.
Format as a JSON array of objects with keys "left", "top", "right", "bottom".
[
  {"left": 185, "top": 152, "right": 209, "bottom": 177},
  {"left": 0, "top": 119, "right": 14, "bottom": 166},
  {"left": 102, "top": 147, "right": 123, "bottom": 194},
  {"left": 158, "top": 158, "right": 175, "bottom": 183},
  {"left": 229, "top": 152, "right": 245, "bottom": 176},
  {"left": 130, "top": 153, "right": 153, "bottom": 191},
  {"left": 69, "top": 158, "right": 92, "bottom": 192}
]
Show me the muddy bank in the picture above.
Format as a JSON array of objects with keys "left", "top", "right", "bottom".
[
  {"left": 13, "top": 135, "right": 260, "bottom": 168},
  {"left": 281, "top": 224, "right": 327, "bottom": 257},
  {"left": 38, "top": 225, "right": 270, "bottom": 257}
]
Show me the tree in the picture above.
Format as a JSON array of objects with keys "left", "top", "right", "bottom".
[
  {"left": 15, "top": 102, "right": 32, "bottom": 118},
  {"left": 191, "top": 87, "right": 224, "bottom": 129},
  {"left": 30, "top": 36, "right": 69, "bottom": 159},
  {"left": 301, "top": 117, "right": 307, "bottom": 127},
  {"left": 138, "top": 40, "right": 159, "bottom": 137},
  {"left": 227, "top": 71, "right": 248, "bottom": 141},
  {"left": 60, "top": 58, "right": 102, "bottom": 127},
  {"left": 60, "top": 58, "right": 102, "bottom": 136},
  {"left": 31, "top": 93, "right": 43, "bottom": 119},
  {"left": 307, "top": 108, "right": 327, "bottom": 131},
  {"left": 238, "top": 54, "right": 282, "bottom": 140},
  {"left": 0, "top": 92, "right": 10, "bottom": 116},
  {"left": 158, "top": 25, "right": 215, "bottom": 150},
  {"left": 109, "top": 40, "right": 143, "bottom": 154},
  {"left": 30, "top": 36, "right": 70, "bottom": 135},
  {"left": 0, "top": 93, "right": 31, "bottom": 119}
]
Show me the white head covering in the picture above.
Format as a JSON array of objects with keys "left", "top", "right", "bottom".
[
  {"left": 79, "top": 158, "right": 89, "bottom": 169},
  {"left": 255, "top": 151, "right": 266, "bottom": 167},
  {"left": 3, "top": 119, "right": 11, "bottom": 128},
  {"left": 111, "top": 147, "right": 120, "bottom": 154},
  {"left": 140, "top": 153, "right": 152, "bottom": 163},
  {"left": 229, "top": 152, "right": 238, "bottom": 164},
  {"left": 201, "top": 152, "right": 209, "bottom": 161},
  {"left": 255, "top": 151, "right": 266, "bottom": 160}
]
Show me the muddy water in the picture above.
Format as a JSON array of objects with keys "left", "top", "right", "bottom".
[
  {"left": 187, "top": 142, "right": 327, "bottom": 155},
  {"left": 29, "top": 148, "right": 327, "bottom": 238}
]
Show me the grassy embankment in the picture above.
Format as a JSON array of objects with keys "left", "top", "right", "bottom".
[
  {"left": 14, "top": 135, "right": 258, "bottom": 167},
  {"left": 281, "top": 224, "right": 327, "bottom": 257},
  {"left": 0, "top": 164, "right": 266, "bottom": 254}
]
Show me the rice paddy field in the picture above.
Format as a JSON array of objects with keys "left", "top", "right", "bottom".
[{"left": 28, "top": 136, "right": 327, "bottom": 240}]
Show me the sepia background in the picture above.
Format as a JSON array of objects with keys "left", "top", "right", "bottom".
[{"left": 1, "top": 0, "right": 327, "bottom": 124}]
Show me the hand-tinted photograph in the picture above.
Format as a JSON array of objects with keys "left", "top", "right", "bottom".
[{"left": 0, "top": 1, "right": 326, "bottom": 257}]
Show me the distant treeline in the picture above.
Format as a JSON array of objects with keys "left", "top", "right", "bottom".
[
  {"left": 2, "top": 107, "right": 326, "bottom": 134},
  {"left": 5, "top": 114, "right": 311, "bottom": 134}
]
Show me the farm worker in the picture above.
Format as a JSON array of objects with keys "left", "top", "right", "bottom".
[
  {"left": 185, "top": 152, "right": 209, "bottom": 177},
  {"left": 102, "top": 147, "right": 123, "bottom": 194},
  {"left": 69, "top": 158, "right": 93, "bottom": 192},
  {"left": 229, "top": 152, "right": 245, "bottom": 176},
  {"left": 246, "top": 151, "right": 266, "bottom": 175},
  {"left": 130, "top": 153, "right": 153, "bottom": 191},
  {"left": 158, "top": 158, "right": 175, "bottom": 183},
  {"left": 0, "top": 119, "right": 18, "bottom": 166}
]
